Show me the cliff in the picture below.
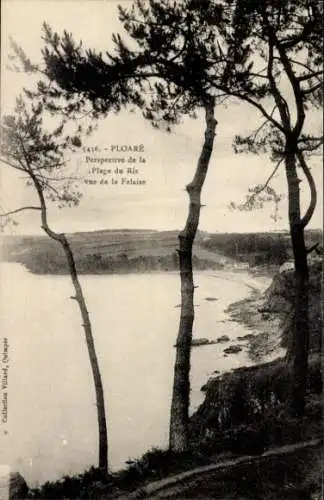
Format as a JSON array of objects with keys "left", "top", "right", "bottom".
[
  {"left": 190, "top": 258, "right": 322, "bottom": 461},
  {"left": 261, "top": 258, "right": 322, "bottom": 353},
  {"left": 225, "top": 258, "right": 322, "bottom": 360}
]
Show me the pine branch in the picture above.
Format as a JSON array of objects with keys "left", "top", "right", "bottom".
[
  {"left": 297, "top": 149, "right": 317, "bottom": 228},
  {"left": 280, "top": 57, "right": 319, "bottom": 75},
  {"left": 0, "top": 206, "right": 41, "bottom": 217},
  {"left": 297, "top": 136, "right": 323, "bottom": 153},
  {"left": 306, "top": 242, "right": 319, "bottom": 254},
  {"left": 266, "top": 38, "right": 291, "bottom": 132},
  {"left": 280, "top": 18, "right": 316, "bottom": 49},
  {"left": 251, "top": 106, "right": 277, "bottom": 142},
  {"left": 212, "top": 82, "right": 285, "bottom": 133},
  {"left": 251, "top": 157, "right": 283, "bottom": 196},
  {"left": 266, "top": 21, "right": 305, "bottom": 138},
  {"left": 298, "top": 70, "right": 323, "bottom": 82},
  {"left": 234, "top": 156, "right": 284, "bottom": 211},
  {"left": 0, "top": 157, "right": 27, "bottom": 173},
  {"left": 302, "top": 81, "right": 323, "bottom": 96}
]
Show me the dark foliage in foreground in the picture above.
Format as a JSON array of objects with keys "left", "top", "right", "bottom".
[
  {"left": 27, "top": 450, "right": 211, "bottom": 499},
  {"left": 25, "top": 353, "right": 322, "bottom": 499},
  {"left": 27, "top": 467, "right": 111, "bottom": 499},
  {"left": 181, "top": 445, "right": 322, "bottom": 500}
]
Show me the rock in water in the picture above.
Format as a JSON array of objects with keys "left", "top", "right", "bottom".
[
  {"left": 174, "top": 338, "right": 217, "bottom": 347},
  {"left": 191, "top": 338, "right": 216, "bottom": 347},
  {"left": 223, "top": 345, "right": 243, "bottom": 355},
  {"left": 236, "top": 333, "right": 255, "bottom": 341},
  {"left": 216, "top": 335, "right": 230, "bottom": 343}
]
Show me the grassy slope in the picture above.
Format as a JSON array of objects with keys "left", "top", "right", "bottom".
[
  {"left": 0, "top": 229, "right": 234, "bottom": 272},
  {"left": 2, "top": 228, "right": 322, "bottom": 260}
]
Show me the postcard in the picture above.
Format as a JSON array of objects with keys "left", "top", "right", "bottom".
[{"left": 0, "top": 1, "right": 322, "bottom": 498}]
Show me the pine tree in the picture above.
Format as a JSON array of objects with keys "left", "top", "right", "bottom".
[{"left": 0, "top": 98, "right": 109, "bottom": 471}]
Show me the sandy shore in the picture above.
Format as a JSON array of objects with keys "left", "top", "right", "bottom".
[
  {"left": 223, "top": 270, "right": 286, "bottom": 363},
  {"left": 205, "top": 269, "right": 271, "bottom": 293}
]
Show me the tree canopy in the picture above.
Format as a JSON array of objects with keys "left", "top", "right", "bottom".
[{"left": 8, "top": 0, "right": 323, "bottom": 421}]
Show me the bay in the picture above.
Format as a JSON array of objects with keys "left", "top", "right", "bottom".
[{"left": 0, "top": 263, "right": 269, "bottom": 486}]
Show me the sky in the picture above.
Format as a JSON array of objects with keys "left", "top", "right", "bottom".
[{"left": 0, "top": 0, "right": 323, "bottom": 235}]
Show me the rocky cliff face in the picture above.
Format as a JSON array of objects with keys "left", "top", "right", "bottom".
[
  {"left": 262, "top": 258, "right": 322, "bottom": 353},
  {"left": 190, "top": 258, "right": 322, "bottom": 454}
]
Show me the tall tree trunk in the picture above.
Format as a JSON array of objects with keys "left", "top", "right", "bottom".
[
  {"left": 169, "top": 102, "right": 217, "bottom": 452},
  {"left": 31, "top": 173, "right": 109, "bottom": 472},
  {"left": 60, "top": 238, "right": 109, "bottom": 472},
  {"left": 285, "top": 149, "right": 309, "bottom": 417}
]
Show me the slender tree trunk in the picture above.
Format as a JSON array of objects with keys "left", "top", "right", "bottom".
[
  {"left": 31, "top": 173, "right": 109, "bottom": 472},
  {"left": 285, "top": 149, "right": 309, "bottom": 417},
  {"left": 169, "top": 102, "right": 217, "bottom": 452},
  {"left": 60, "top": 238, "right": 109, "bottom": 472}
]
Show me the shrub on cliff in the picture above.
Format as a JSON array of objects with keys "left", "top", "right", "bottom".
[
  {"left": 28, "top": 467, "right": 113, "bottom": 499},
  {"left": 27, "top": 449, "right": 211, "bottom": 499},
  {"left": 190, "top": 354, "right": 322, "bottom": 455}
]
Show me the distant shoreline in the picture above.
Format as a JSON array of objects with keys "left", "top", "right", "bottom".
[
  {"left": 1, "top": 228, "right": 321, "bottom": 276},
  {"left": 224, "top": 273, "right": 285, "bottom": 364}
]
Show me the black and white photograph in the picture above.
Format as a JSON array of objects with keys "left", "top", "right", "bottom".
[{"left": 0, "top": 0, "right": 323, "bottom": 498}]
